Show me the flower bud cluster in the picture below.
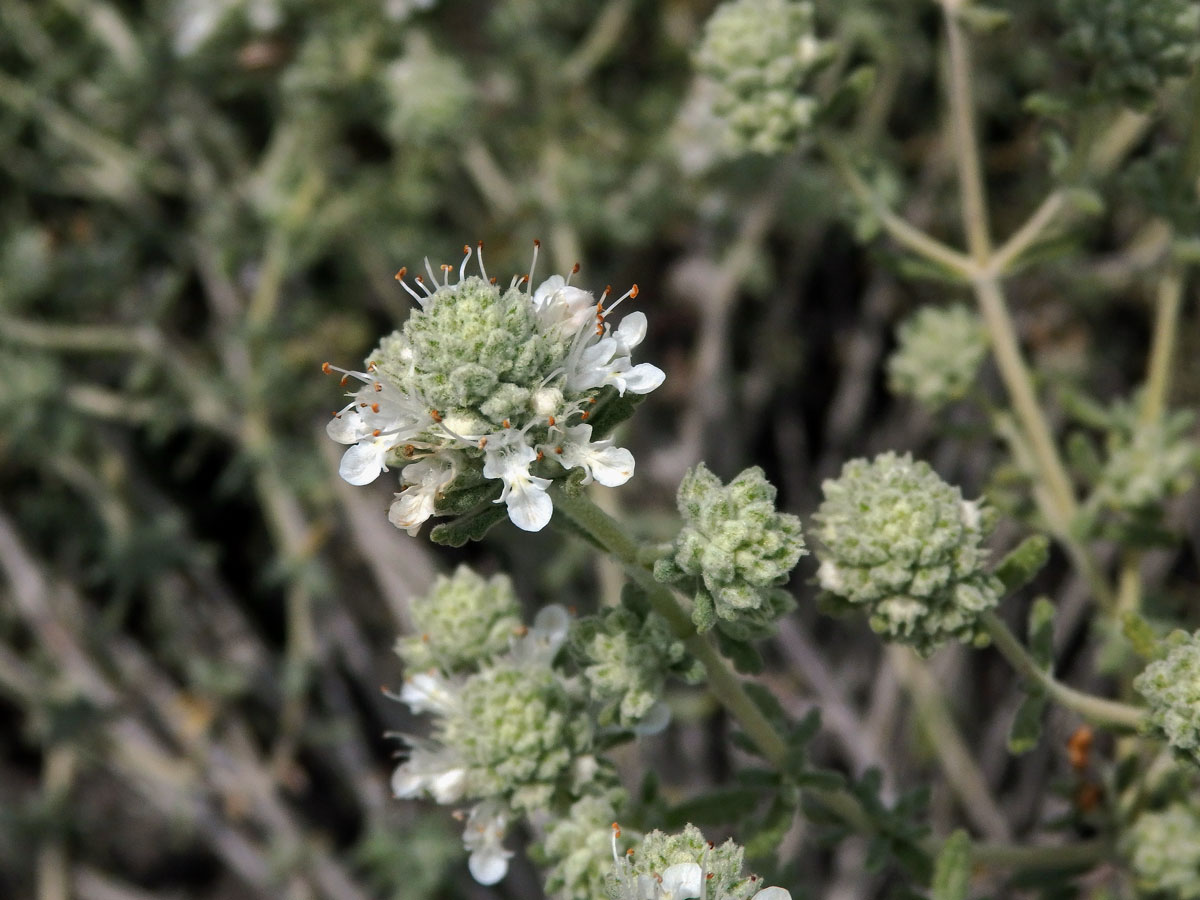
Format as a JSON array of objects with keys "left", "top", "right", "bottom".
[
  {"left": 391, "top": 569, "right": 694, "bottom": 893},
  {"left": 325, "top": 243, "right": 664, "bottom": 534},
  {"left": 813, "top": 452, "right": 1001, "bottom": 656},
  {"left": 887, "top": 305, "right": 988, "bottom": 412},
  {"left": 381, "top": 33, "right": 474, "bottom": 146},
  {"left": 1134, "top": 630, "right": 1200, "bottom": 766},
  {"left": 608, "top": 823, "right": 791, "bottom": 900},
  {"left": 1057, "top": 0, "right": 1200, "bottom": 105},
  {"left": 569, "top": 603, "right": 703, "bottom": 731},
  {"left": 1120, "top": 803, "right": 1200, "bottom": 899},
  {"left": 654, "top": 464, "right": 807, "bottom": 640},
  {"left": 1097, "top": 408, "right": 1199, "bottom": 513},
  {"left": 693, "top": 0, "right": 828, "bottom": 155}
]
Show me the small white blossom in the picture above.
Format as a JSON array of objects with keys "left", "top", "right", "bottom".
[
  {"left": 388, "top": 454, "right": 459, "bottom": 535},
  {"left": 463, "top": 801, "right": 514, "bottom": 886},
  {"left": 551, "top": 423, "right": 635, "bottom": 487},
  {"left": 390, "top": 738, "right": 467, "bottom": 804},
  {"left": 399, "top": 671, "right": 458, "bottom": 716},
  {"left": 510, "top": 604, "right": 570, "bottom": 666},
  {"left": 483, "top": 435, "right": 553, "bottom": 532}
]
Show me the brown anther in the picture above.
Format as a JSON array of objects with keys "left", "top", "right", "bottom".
[
  {"left": 629, "top": 284, "right": 639, "bottom": 298},
  {"left": 430, "top": 409, "right": 442, "bottom": 422},
  {"left": 490, "top": 276, "right": 497, "bottom": 284},
  {"left": 589, "top": 396, "right": 597, "bottom": 404},
  {"left": 372, "top": 429, "right": 381, "bottom": 437},
  {"left": 554, "top": 446, "right": 564, "bottom": 454},
  {"left": 371, "top": 403, "right": 380, "bottom": 413},
  {"left": 331, "top": 411, "right": 342, "bottom": 418},
  {"left": 581, "top": 411, "right": 590, "bottom": 420},
  {"left": 626, "top": 849, "right": 635, "bottom": 858},
  {"left": 321, "top": 361, "right": 333, "bottom": 374},
  {"left": 415, "top": 274, "right": 424, "bottom": 283},
  {"left": 611, "top": 823, "right": 621, "bottom": 837},
  {"left": 571, "top": 262, "right": 580, "bottom": 274},
  {"left": 360, "top": 402, "right": 368, "bottom": 408},
  {"left": 547, "top": 416, "right": 556, "bottom": 426},
  {"left": 441, "top": 264, "right": 452, "bottom": 274},
  {"left": 340, "top": 375, "right": 349, "bottom": 386},
  {"left": 394, "top": 267, "right": 407, "bottom": 281},
  {"left": 463, "top": 244, "right": 470, "bottom": 255},
  {"left": 367, "top": 361, "right": 377, "bottom": 371},
  {"left": 403, "top": 444, "right": 416, "bottom": 457},
  {"left": 595, "top": 324, "right": 604, "bottom": 336},
  {"left": 536, "top": 450, "right": 544, "bottom": 461},
  {"left": 373, "top": 382, "right": 383, "bottom": 392},
  {"left": 603, "top": 284, "right": 612, "bottom": 298},
  {"left": 421, "top": 633, "right": 430, "bottom": 643},
  {"left": 521, "top": 274, "right": 529, "bottom": 284},
  {"left": 502, "top": 418, "right": 511, "bottom": 428},
  {"left": 478, "top": 437, "right": 488, "bottom": 448},
  {"left": 1067, "top": 726, "right": 1093, "bottom": 771},
  {"left": 708, "top": 873, "right": 717, "bottom": 881}
]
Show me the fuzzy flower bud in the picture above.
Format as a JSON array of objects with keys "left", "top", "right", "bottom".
[
  {"left": 1057, "top": 0, "right": 1200, "bottom": 105},
  {"left": 694, "top": 0, "right": 829, "bottom": 155},
  {"left": 537, "top": 788, "right": 628, "bottom": 900},
  {"left": 381, "top": 34, "right": 474, "bottom": 146},
  {"left": 609, "top": 823, "right": 791, "bottom": 900},
  {"left": 654, "top": 465, "right": 807, "bottom": 640},
  {"left": 570, "top": 606, "right": 701, "bottom": 732},
  {"left": 813, "top": 452, "right": 1001, "bottom": 656},
  {"left": 1120, "top": 803, "right": 1200, "bottom": 898},
  {"left": 887, "top": 305, "right": 988, "bottom": 412},
  {"left": 1098, "top": 409, "right": 1199, "bottom": 512},
  {"left": 394, "top": 566, "right": 522, "bottom": 673},
  {"left": 324, "top": 244, "right": 664, "bottom": 535},
  {"left": 1134, "top": 630, "right": 1200, "bottom": 765}
]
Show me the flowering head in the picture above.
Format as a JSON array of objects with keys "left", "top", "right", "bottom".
[
  {"left": 1120, "top": 802, "right": 1200, "bottom": 899},
  {"left": 1134, "top": 630, "right": 1200, "bottom": 766},
  {"left": 887, "top": 305, "right": 988, "bottom": 412},
  {"left": 813, "top": 452, "right": 1002, "bottom": 656},
  {"left": 324, "top": 242, "right": 664, "bottom": 536}
]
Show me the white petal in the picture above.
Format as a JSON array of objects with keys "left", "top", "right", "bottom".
[
  {"left": 614, "top": 311, "right": 648, "bottom": 350},
  {"left": 429, "top": 767, "right": 467, "bottom": 804},
  {"left": 339, "top": 441, "right": 388, "bottom": 485},
  {"left": 532, "top": 274, "right": 566, "bottom": 307},
  {"left": 585, "top": 445, "right": 634, "bottom": 486},
  {"left": 505, "top": 477, "right": 553, "bottom": 531},
  {"left": 390, "top": 764, "right": 424, "bottom": 798},
  {"left": 468, "top": 844, "right": 512, "bottom": 886},
  {"left": 620, "top": 362, "right": 665, "bottom": 395},
  {"left": 326, "top": 407, "right": 367, "bottom": 444},
  {"left": 751, "top": 888, "right": 792, "bottom": 900},
  {"left": 400, "top": 672, "right": 455, "bottom": 715},
  {"left": 388, "top": 489, "right": 436, "bottom": 536},
  {"left": 660, "top": 862, "right": 703, "bottom": 898}
]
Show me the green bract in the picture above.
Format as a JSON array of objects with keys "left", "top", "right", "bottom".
[
  {"left": 1121, "top": 803, "right": 1200, "bottom": 898},
  {"left": 394, "top": 566, "right": 522, "bottom": 673},
  {"left": 654, "top": 464, "right": 807, "bottom": 640},
  {"left": 887, "top": 305, "right": 988, "bottom": 412},
  {"left": 1134, "top": 630, "right": 1200, "bottom": 765},
  {"left": 1057, "top": 0, "right": 1200, "bottom": 105},
  {"left": 694, "top": 0, "right": 828, "bottom": 155},
  {"left": 813, "top": 452, "right": 1001, "bottom": 655}
]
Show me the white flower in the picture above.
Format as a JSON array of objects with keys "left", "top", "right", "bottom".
[
  {"left": 390, "top": 738, "right": 467, "bottom": 804},
  {"left": 532, "top": 275, "right": 596, "bottom": 335},
  {"left": 325, "top": 368, "right": 431, "bottom": 486},
  {"left": 482, "top": 434, "right": 553, "bottom": 532},
  {"left": 388, "top": 454, "right": 458, "bottom": 535},
  {"left": 551, "top": 423, "right": 634, "bottom": 487},
  {"left": 565, "top": 312, "right": 665, "bottom": 396},
  {"left": 510, "top": 604, "right": 570, "bottom": 666},
  {"left": 463, "top": 801, "right": 513, "bottom": 886},
  {"left": 399, "top": 671, "right": 458, "bottom": 716}
]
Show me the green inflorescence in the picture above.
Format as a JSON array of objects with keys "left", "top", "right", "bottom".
[
  {"left": 887, "top": 305, "right": 989, "bottom": 413},
  {"left": 654, "top": 464, "right": 807, "bottom": 640},
  {"left": 1134, "top": 630, "right": 1200, "bottom": 766},
  {"left": 1121, "top": 802, "right": 1200, "bottom": 898},
  {"left": 813, "top": 452, "right": 1001, "bottom": 656}
]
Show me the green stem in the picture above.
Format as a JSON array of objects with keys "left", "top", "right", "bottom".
[
  {"left": 981, "top": 611, "right": 1145, "bottom": 731},
  {"left": 941, "top": 2, "right": 991, "bottom": 263},
  {"left": 549, "top": 485, "right": 875, "bottom": 834},
  {"left": 970, "top": 838, "right": 1109, "bottom": 870}
]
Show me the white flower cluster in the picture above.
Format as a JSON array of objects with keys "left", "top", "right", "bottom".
[
  {"left": 324, "top": 243, "right": 664, "bottom": 533},
  {"left": 391, "top": 605, "right": 573, "bottom": 885}
]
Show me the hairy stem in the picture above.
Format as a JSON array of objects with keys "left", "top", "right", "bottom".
[{"left": 981, "top": 611, "right": 1145, "bottom": 731}]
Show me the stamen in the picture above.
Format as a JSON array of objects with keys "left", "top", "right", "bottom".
[
  {"left": 440, "top": 263, "right": 453, "bottom": 288},
  {"left": 476, "top": 241, "right": 489, "bottom": 281},
  {"left": 459, "top": 244, "right": 471, "bottom": 281},
  {"left": 394, "top": 267, "right": 424, "bottom": 302},
  {"left": 580, "top": 410, "right": 589, "bottom": 420},
  {"left": 423, "top": 256, "right": 439, "bottom": 285},
  {"left": 321, "top": 361, "right": 333, "bottom": 374},
  {"left": 340, "top": 375, "right": 349, "bottom": 386},
  {"left": 430, "top": 409, "right": 442, "bottom": 423},
  {"left": 566, "top": 261, "right": 581, "bottom": 286},
  {"left": 602, "top": 283, "right": 639, "bottom": 317},
  {"left": 414, "top": 275, "right": 434, "bottom": 297},
  {"left": 527, "top": 239, "right": 541, "bottom": 292}
]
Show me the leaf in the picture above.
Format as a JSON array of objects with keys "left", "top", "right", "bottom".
[
  {"left": 1121, "top": 611, "right": 1160, "bottom": 660},
  {"left": 1007, "top": 689, "right": 1048, "bottom": 754},
  {"left": 744, "top": 793, "right": 797, "bottom": 859},
  {"left": 931, "top": 830, "right": 972, "bottom": 900},
  {"left": 1027, "top": 596, "right": 1056, "bottom": 668},
  {"left": 993, "top": 535, "right": 1050, "bottom": 595},
  {"left": 428, "top": 503, "right": 509, "bottom": 547},
  {"left": 664, "top": 788, "right": 761, "bottom": 827}
]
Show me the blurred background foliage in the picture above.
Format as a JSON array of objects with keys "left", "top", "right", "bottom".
[{"left": 0, "top": 0, "right": 1197, "bottom": 898}]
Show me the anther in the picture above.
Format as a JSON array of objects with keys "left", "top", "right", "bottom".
[
  {"left": 340, "top": 375, "right": 349, "bottom": 386},
  {"left": 372, "top": 429, "right": 381, "bottom": 437},
  {"left": 331, "top": 411, "right": 342, "bottom": 418},
  {"left": 371, "top": 403, "right": 380, "bottom": 413},
  {"left": 430, "top": 409, "right": 442, "bottom": 422},
  {"left": 502, "top": 419, "right": 510, "bottom": 428},
  {"left": 394, "top": 267, "right": 407, "bottom": 281},
  {"left": 581, "top": 411, "right": 590, "bottom": 420},
  {"left": 321, "top": 361, "right": 333, "bottom": 374},
  {"left": 360, "top": 402, "right": 368, "bottom": 408},
  {"left": 373, "top": 382, "right": 383, "bottom": 392},
  {"left": 403, "top": 444, "right": 416, "bottom": 457},
  {"left": 547, "top": 416, "right": 556, "bottom": 426},
  {"left": 478, "top": 437, "right": 488, "bottom": 448},
  {"left": 536, "top": 450, "right": 544, "bottom": 461},
  {"left": 612, "top": 823, "right": 621, "bottom": 838},
  {"left": 554, "top": 446, "right": 563, "bottom": 454}
]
